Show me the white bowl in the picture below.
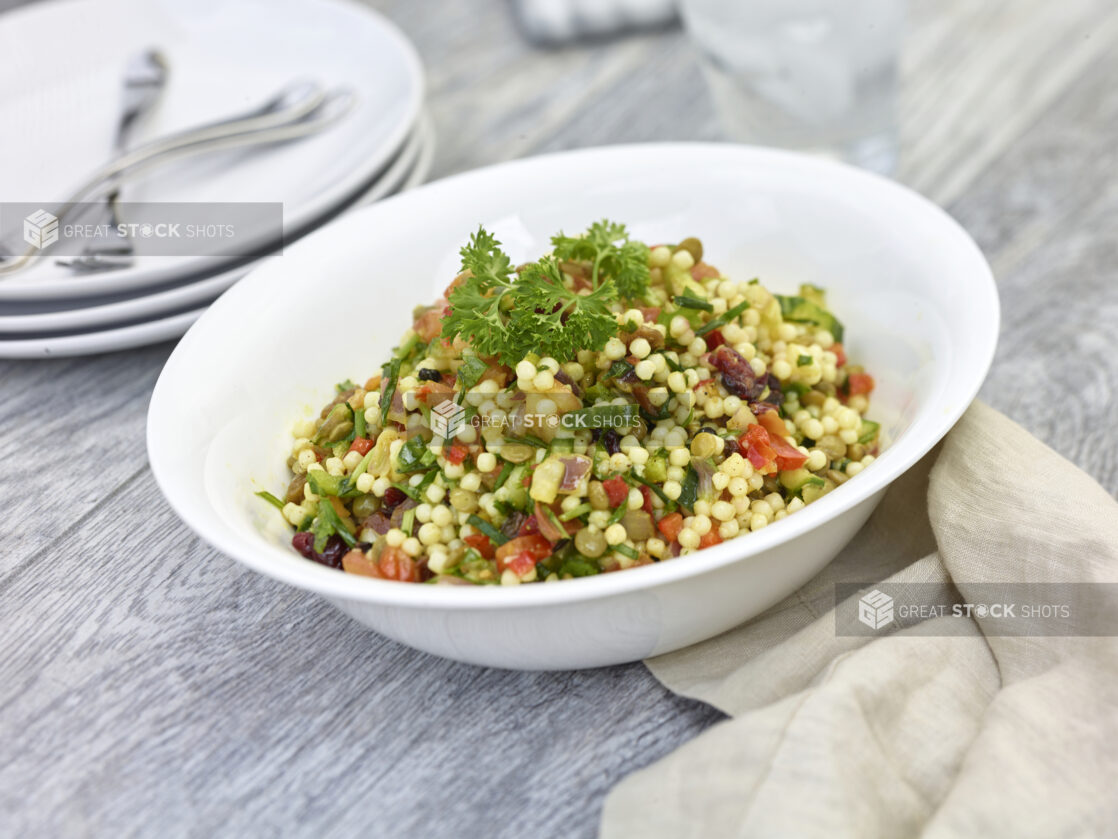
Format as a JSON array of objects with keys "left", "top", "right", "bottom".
[{"left": 147, "top": 144, "right": 998, "bottom": 670}]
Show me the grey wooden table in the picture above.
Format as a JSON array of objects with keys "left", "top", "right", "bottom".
[{"left": 2, "top": 1, "right": 1117, "bottom": 836}]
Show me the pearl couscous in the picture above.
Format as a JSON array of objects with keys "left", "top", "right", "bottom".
[{"left": 257, "top": 224, "right": 879, "bottom": 583}]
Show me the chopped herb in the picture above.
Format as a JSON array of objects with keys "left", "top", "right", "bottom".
[
  {"left": 677, "top": 466, "right": 699, "bottom": 512},
  {"left": 313, "top": 499, "right": 356, "bottom": 552},
  {"left": 797, "top": 354, "right": 813, "bottom": 367},
  {"left": 673, "top": 294, "right": 713, "bottom": 312},
  {"left": 307, "top": 470, "right": 342, "bottom": 497},
  {"left": 607, "top": 501, "right": 628, "bottom": 526},
  {"left": 255, "top": 490, "right": 285, "bottom": 511},
  {"left": 695, "top": 300, "right": 749, "bottom": 337},
  {"left": 380, "top": 357, "right": 401, "bottom": 415},
  {"left": 612, "top": 543, "right": 639, "bottom": 560},
  {"left": 396, "top": 436, "right": 435, "bottom": 473},
  {"left": 663, "top": 354, "right": 683, "bottom": 373},
  {"left": 335, "top": 378, "right": 356, "bottom": 393},
  {"left": 415, "top": 468, "right": 439, "bottom": 498},
  {"left": 628, "top": 473, "right": 671, "bottom": 506},
  {"left": 456, "top": 354, "right": 487, "bottom": 400},
  {"left": 391, "top": 482, "right": 421, "bottom": 501},
  {"left": 604, "top": 359, "right": 634, "bottom": 380},
  {"left": 467, "top": 514, "right": 508, "bottom": 546}
]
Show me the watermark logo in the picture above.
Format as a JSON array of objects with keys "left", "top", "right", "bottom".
[
  {"left": 430, "top": 399, "right": 466, "bottom": 439},
  {"left": 858, "top": 589, "right": 894, "bottom": 630},
  {"left": 23, "top": 209, "right": 59, "bottom": 249}
]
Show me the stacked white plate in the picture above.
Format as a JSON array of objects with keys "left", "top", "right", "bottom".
[{"left": 0, "top": 0, "right": 431, "bottom": 358}]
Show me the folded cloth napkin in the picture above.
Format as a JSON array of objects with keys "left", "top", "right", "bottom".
[{"left": 602, "top": 401, "right": 1118, "bottom": 838}]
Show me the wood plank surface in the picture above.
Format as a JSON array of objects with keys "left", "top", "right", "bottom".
[{"left": 1, "top": 0, "right": 1115, "bottom": 836}]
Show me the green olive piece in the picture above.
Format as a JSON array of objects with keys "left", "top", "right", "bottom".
[
  {"left": 575, "top": 527, "right": 607, "bottom": 558},
  {"left": 677, "top": 237, "right": 703, "bottom": 264}
]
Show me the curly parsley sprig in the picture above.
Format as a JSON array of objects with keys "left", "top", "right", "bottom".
[{"left": 441, "top": 221, "right": 646, "bottom": 365}]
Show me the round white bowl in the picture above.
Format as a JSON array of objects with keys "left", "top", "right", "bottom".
[{"left": 147, "top": 144, "right": 998, "bottom": 670}]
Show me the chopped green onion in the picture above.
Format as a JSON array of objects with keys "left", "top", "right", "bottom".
[
  {"left": 391, "top": 481, "right": 421, "bottom": 501},
  {"left": 255, "top": 490, "right": 285, "bottom": 511},
  {"left": 607, "top": 501, "right": 628, "bottom": 526},
  {"left": 673, "top": 294, "right": 713, "bottom": 311},
  {"left": 797, "top": 354, "right": 813, "bottom": 367},
  {"left": 559, "top": 502, "right": 592, "bottom": 522},
  {"left": 494, "top": 461, "right": 515, "bottom": 491},
  {"left": 542, "top": 505, "right": 567, "bottom": 536},
  {"left": 612, "top": 544, "right": 639, "bottom": 560},
  {"left": 307, "top": 470, "right": 342, "bottom": 497},
  {"left": 353, "top": 404, "right": 366, "bottom": 438},
  {"left": 401, "top": 506, "right": 416, "bottom": 537},
  {"left": 467, "top": 514, "right": 508, "bottom": 545},
  {"left": 604, "top": 359, "right": 634, "bottom": 380},
  {"left": 628, "top": 473, "right": 671, "bottom": 506},
  {"left": 696, "top": 300, "right": 749, "bottom": 337},
  {"left": 677, "top": 466, "right": 699, "bottom": 512}
]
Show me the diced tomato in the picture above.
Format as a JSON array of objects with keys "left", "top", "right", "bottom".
[
  {"left": 657, "top": 512, "right": 684, "bottom": 543},
  {"left": 704, "top": 329, "right": 726, "bottom": 349},
  {"left": 757, "top": 410, "right": 788, "bottom": 438},
  {"left": 444, "top": 440, "right": 469, "bottom": 465},
  {"left": 463, "top": 532, "right": 494, "bottom": 559},
  {"left": 768, "top": 433, "right": 808, "bottom": 471},
  {"left": 602, "top": 475, "right": 629, "bottom": 508},
  {"left": 831, "top": 343, "right": 847, "bottom": 367},
  {"left": 518, "top": 515, "right": 540, "bottom": 537},
  {"left": 698, "top": 529, "right": 722, "bottom": 549},
  {"left": 638, "top": 484, "right": 654, "bottom": 515},
  {"left": 504, "top": 551, "right": 537, "bottom": 578},
  {"left": 495, "top": 534, "right": 551, "bottom": 571},
  {"left": 741, "top": 424, "right": 777, "bottom": 472},
  {"left": 377, "top": 545, "right": 420, "bottom": 582},
  {"left": 847, "top": 372, "right": 875, "bottom": 396},
  {"left": 347, "top": 436, "right": 374, "bottom": 456}
]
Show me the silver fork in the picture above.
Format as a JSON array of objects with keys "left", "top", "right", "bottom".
[{"left": 62, "top": 50, "right": 169, "bottom": 271}]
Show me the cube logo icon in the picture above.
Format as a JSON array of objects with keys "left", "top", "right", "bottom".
[
  {"left": 430, "top": 399, "right": 466, "bottom": 440},
  {"left": 24, "top": 209, "right": 60, "bottom": 249},
  {"left": 858, "top": 589, "right": 894, "bottom": 630}
]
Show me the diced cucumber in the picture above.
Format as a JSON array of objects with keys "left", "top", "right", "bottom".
[
  {"left": 857, "top": 420, "right": 880, "bottom": 445},
  {"left": 801, "top": 478, "right": 835, "bottom": 505},
  {"left": 779, "top": 468, "right": 825, "bottom": 493},
  {"left": 504, "top": 464, "right": 531, "bottom": 511}
]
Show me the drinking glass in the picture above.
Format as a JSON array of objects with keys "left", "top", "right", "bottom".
[{"left": 680, "top": 0, "right": 906, "bottom": 174}]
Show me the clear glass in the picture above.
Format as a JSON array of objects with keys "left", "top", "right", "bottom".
[{"left": 680, "top": 0, "right": 906, "bottom": 174}]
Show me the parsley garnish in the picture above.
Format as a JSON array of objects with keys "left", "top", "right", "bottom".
[
  {"left": 441, "top": 222, "right": 647, "bottom": 365},
  {"left": 551, "top": 219, "right": 650, "bottom": 299}
]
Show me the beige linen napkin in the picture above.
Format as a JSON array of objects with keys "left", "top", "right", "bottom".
[{"left": 602, "top": 402, "right": 1118, "bottom": 838}]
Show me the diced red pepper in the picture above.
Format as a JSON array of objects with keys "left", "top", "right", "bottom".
[
  {"left": 831, "top": 342, "right": 847, "bottom": 367},
  {"left": 518, "top": 515, "right": 541, "bottom": 537},
  {"left": 504, "top": 551, "right": 537, "bottom": 578},
  {"left": 602, "top": 475, "right": 630, "bottom": 508},
  {"left": 698, "top": 529, "right": 722, "bottom": 549},
  {"left": 638, "top": 484, "right": 654, "bottom": 515},
  {"left": 444, "top": 440, "right": 469, "bottom": 465},
  {"left": 740, "top": 424, "right": 777, "bottom": 472},
  {"left": 657, "top": 512, "right": 684, "bottom": 543},
  {"left": 463, "top": 532, "right": 494, "bottom": 559},
  {"left": 848, "top": 372, "right": 875, "bottom": 395},
  {"left": 347, "top": 436, "right": 374, "bottom": 456},
  {"left": 495, "top": 534, "right": 551, "bottom": 571},
  {"left": 757, "top": 411, "right": 788, "bottom": 438},
  {"left": 768, "top": 434, "right": 808, "bottom": 471}
]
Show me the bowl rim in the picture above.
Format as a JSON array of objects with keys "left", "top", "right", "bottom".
[{"left": 147, "top": 142, "right": 999, "bottom": 610}]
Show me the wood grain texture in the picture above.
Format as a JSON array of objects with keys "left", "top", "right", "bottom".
[{"left": 1, "top": 0, "right": 1116, "bottom": 836}]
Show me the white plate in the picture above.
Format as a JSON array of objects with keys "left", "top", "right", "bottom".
[
  {"left": 0, "top": 117, "right": 435, "bottom": 358},
  {"left": 147, "top": 144, "right": 998, "bottom": 670},
  {"left": 0, "top": 0, "right": 423, "bottom": 301},
  {"left": 0, "top": 113, "right": 434, "bottom": 335}
]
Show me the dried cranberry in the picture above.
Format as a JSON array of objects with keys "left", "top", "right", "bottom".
[
  {"left": 417, "top": 368, "right": 441, "bottom": 382},
  {"left": 722, "top": 437, "right": 740, "bottom": 459},
  {"left": 602, "top": 429, "right": 621, "bottom": 455},
  {"left": 709, "top": 345, "right": 764, "bottom": 400},
  {"left": 361, "top": 510, "right": 392, "bottom": 535},
  {"left": 291, "top": 532, "right": 346, "bottom": 569},
  {"left": 382, "top": 486, "right": 407, "bottom": 512}
]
